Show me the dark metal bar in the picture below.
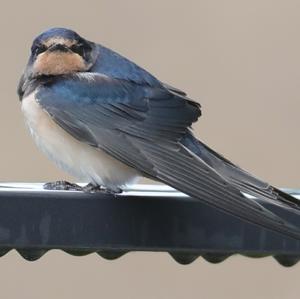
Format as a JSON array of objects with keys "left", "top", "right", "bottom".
[{"left": 0, "top": 183, "right": 300, "bottom": 266}]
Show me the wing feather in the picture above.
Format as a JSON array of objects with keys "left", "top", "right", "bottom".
[{"left": 35, "top": 73, "right": 300, "bottom": 240}]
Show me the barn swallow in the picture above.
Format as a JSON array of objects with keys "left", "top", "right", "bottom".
[{"left": 18, "top": 28, "right": 300, "bottom": 239}]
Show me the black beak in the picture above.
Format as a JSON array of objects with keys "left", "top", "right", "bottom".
[{"left": 48, "top": 44, "right": 69, "bottom": 52}]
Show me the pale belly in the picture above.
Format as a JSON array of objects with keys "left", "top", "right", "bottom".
[{"left": 21, "top": 92, "right": 140, "bottom": 189}]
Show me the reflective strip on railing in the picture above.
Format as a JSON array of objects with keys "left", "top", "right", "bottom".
[{"left": 0, "top": 183, "right": 299, "bottom": 200}]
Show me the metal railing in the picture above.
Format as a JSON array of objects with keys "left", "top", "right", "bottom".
[{"left": 0, "top": 183, "right": 299, "bottom": 266}]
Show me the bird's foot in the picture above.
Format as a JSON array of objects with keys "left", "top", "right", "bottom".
[
  {"left": 105, "top": 187, "right": 123, "bottom": 195},
  {"left": 43, "top": 180, "right": 83, "bottom": 191},
  {"left": 82, "top": 183, "right": 104, "bottom": 193},
  {"left": 83, "top": 183, "right": 123, "bottom": 195}
]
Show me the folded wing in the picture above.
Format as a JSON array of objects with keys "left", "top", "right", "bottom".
[{"left": 36, "top": 73, "right": 300, "bottom": 240}]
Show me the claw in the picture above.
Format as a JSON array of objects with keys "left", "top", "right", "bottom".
[
  {"left": 82, "top": 183, "right": 123, "bottom": 195},
  {"left": 43, "top": 180, "right": 82, "bottom": 191},
  {"left": 82, "top": 183, "right": 104, "bottom": 193}
]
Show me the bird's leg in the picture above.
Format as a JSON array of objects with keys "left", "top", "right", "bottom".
[
  {"left": 82, "top": 183, "right": 123, "bottom": 195},
  {"left": 104, "top": 187, "right": 123, "bottom": 195},
  {"left": 43, "top": 180, "right": 83, "bottom": 191},
  {"left": 82, "top": 183, "right": 104, "bottom": 193}
]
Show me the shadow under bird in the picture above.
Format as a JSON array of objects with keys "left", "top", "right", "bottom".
[{"left": 18, "top": 28, "right": 300, "bottom": 240}]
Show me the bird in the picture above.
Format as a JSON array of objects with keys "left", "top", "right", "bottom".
[{"left": 18, "top": 27, "right": 300, "bottom": 240}]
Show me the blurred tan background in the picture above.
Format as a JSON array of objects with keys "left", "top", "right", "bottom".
[{"left": 0, "top": 0, "right": 300, "bottom": 298}]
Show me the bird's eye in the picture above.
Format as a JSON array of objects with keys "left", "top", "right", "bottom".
[
  {"left": 70, "top": 44, "right": 84, "bottom": 56},
  {"left": 34, "top": 45, "right": 47, "bottom": 55}
]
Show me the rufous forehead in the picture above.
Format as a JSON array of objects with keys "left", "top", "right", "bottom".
[{"left": 42, "top": 37, "right": 76, "bottom": 47}]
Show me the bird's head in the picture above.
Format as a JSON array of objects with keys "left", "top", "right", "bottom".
[{"left": 28, "top": 28, "right": 97, "bottom": 76}]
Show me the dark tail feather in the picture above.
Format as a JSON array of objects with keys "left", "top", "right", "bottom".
[
  {"left": 272, "top": 187, "right": 300, "bottom": 209},
  {"left": 133, "top": 131, "right": 300, "bottom": 240},
  {"left": 181, "top": 131, "right": 300, "bottom": 212}
]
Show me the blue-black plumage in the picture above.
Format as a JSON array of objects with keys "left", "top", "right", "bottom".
[{"left": 18, "top": 27, "right": 300, "bottom": 240}]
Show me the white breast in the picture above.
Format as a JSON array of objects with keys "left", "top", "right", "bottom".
[{"left": 21, "top": 92, "right": 140, "bottom": 189}]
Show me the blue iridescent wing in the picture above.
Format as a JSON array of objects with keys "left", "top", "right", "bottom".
[{"left": 36, "top": 73, "right": 300, "bottom": 240}]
